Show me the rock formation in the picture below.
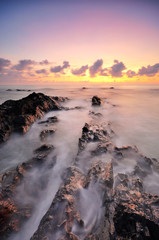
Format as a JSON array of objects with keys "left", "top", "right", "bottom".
[
  {"left": 92, "top": 96, "right": 103, "bottom": 106},
  {"left": 0, "top": 92, "right": 64, "bottom": 143}
]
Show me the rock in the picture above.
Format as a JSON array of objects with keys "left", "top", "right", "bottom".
[
  {"left": 40, "top": 129, "right": 56, "bottom": 141},
  {"left": 38, "top": 116, "right": 58, "bottom": 125},
  {"left": 89, "top": 111, "right": 102, "bottom": 118},
  {"left": 52, "top": 96, "right": 69, "bottom": 102},
  {"left": 110, "top": 87, "right": 114, "bottom": 89},
  {"left": 113, "top": 174, "right": 159, "bottom": 239},
  {"left": 30, "top": 161, "right": 113, "bottom": 240},
  {"left": 0, "top": 144, "right": 54, "bottom": 239},
  {"left": 92, "top": 96, "right": 103, "bottom": 106},
  {"left": 0, "top": 92, "right": 61, "bottom": 143},
  {"left": 16, "top": 89, "right": 31, "bottom": 92}
]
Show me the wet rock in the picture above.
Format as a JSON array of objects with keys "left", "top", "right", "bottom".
[
  {"left": 38, "top": 116, "right": 58, "bottom": 125},
  {"left": 89, "top": 111, "right": 102, "bottom": 118},
  {"left": 78, "top": 123, "right": 109, "bottom": 152},
  {"left": 0, "top": 92, "right": 61, "bottom": 143},
  {"left": 52, "top": 96, "right": 69, "bottom": 102},
  {"left": 92, "top": 96, "right": 103, "bottom": 106},
  {"left": 0, "top": 144, "right": 54, "bottom": 239},
  {"left": 40, "top": 129, "right": 56, "bottom": 141},
  {"left": 113, "top": 174, "right": 159, "bottom": 240},
  {"left": 30, "top": 161, "right": 113, "bottom": 240}
]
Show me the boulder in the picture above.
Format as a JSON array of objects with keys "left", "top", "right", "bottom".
[
  {"left": 40, "top": 129, "right": 56, "bottom": 141},
  {"left": 92, "top": 96, "right": 103, "bottom": 106},
  {"left": 0, "top": 92, "right": 61, "bottom": 143}
]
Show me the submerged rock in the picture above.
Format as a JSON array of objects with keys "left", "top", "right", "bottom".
[
  {"left": 92, "top": 96, "right": 103, "bottom": 106},
  {"left": 38, "top": 116, "right": 58, "bottom": 125},
  {"left": 40, "top": 129, "right": 56, "bottom": 141},
  {"left": 0, "top": 92, "right": 62, "bottom": 143}
]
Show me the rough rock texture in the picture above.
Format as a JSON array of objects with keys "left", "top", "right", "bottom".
[
  {"left": 40, "top": 129, "right": 56, "bottom": 141},
  {"left": 92, "top": 96, "right": 103, "bottom": 106},
  {"left": 38, "top": 116, "right": 58, "bottom": 125},
  {"left": 0, "top": 144, "right": 54, "bottom": 240},
  {"left": 29, "top": 121, "right": 159, "bottom": 240},
  {"left": 0, "top": 92, "right": 62, "bottom": 143},
  {"left": 114, "top": 174, "right": 159, "bottom": 240},
  {"left": 30, "top": 160, "right": 113, "bottom": 240}
]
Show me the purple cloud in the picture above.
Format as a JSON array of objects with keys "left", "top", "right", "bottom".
[
  {"left": 36, "top": 69, "right": 47, "bottom": 74},
  {"left": 89, "top": 59, "right": 103, "bottom": 77},
  {"left": 13, "top": 59, "right": 36, "bottom": 71},
  {"left": 72, "top": 65, "right": 88, "bottom": 76},
  {"left": 0, "top": 58, "right": 11, "bottom": 72},
  {"left": 50, "top": 61, "right": 70, "bottom": 73},
  {"left": 138, "top": 63, "right": 159, "bottom": 77},
  {"left": 109, "top": 60, "right": 126, "bottom": 77},
  {"left": 100, "top": 68, "right": 108, "bottom": 76},
  {"left": 39, "top": 60, "right": 50, "bottom": 65},
  {"left": 126, "top": 70, "right": 136, "bottom": 78}
]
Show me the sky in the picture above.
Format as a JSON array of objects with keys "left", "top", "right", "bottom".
[{"left": 0, "top": 0, "right": 159, "bottom": 85}]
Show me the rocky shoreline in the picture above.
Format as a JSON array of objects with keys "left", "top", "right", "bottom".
[{"left": 0, "top": 93, "right": 159, "bottom": 240}]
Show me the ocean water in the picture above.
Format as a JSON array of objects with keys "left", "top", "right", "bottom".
[
  {"left": 1, "top": 84, "right": 159, "bottom": 160},
  {"left": 0, "top": 84, "right": 159, "bottom": 239}
]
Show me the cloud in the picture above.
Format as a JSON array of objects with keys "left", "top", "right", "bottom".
[
  {"left": 50, "top": 61, "right": 70, "bottom": 73},
  {"left": 109, "top": 60, "right": 126, "bottom": 77},
  {"left": 39, "top": 60, "right": 50, "bottom": 65},
  {"left": 138, "top": 63, "right": 159, "bottom": 77},
  {"left": 0, "top": 58, "right": 11, "bottom": 72},
  {"left": 13, "top": 59, "right": 36, "bottom": 71},
  {"left": 126, "top": 70, "right": 136, "bottom": 78},
  {"left": 72, "top": 65, "right": 88, "bottom": 76},
  {"left": 36, "top": 69, "right": 47, "bottom": 74},
  {"left": 100, "top": 68, "right": 108, "bottom": 76},
  {"left": 89, "top": 59, "right": 103, "bottom": 77}
]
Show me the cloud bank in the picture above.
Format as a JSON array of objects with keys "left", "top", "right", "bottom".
[
  {"left": 0, "top": 58, "right": 11, "bottom": 72},
  {"left": 1, "top": 57, "right": 159, "bottom": 84},
  {"left": 109, "top": 60, "right": 126, "bottom": 77},
  {"left": 72, "top": 65, "right": 88, "bottom": 76},
  {"left": 50, "top": 61, "right": 70, "bottom": 74}
]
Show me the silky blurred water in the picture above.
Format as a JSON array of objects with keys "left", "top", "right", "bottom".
[
  {"left": 0, "top": 84, "right": 159, "bottom": 240},
  {"left": 1, "top": 84, "right": 159, "bottom": 160}
]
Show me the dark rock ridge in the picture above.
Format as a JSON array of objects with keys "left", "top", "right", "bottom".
[
  {"left": 30, "top": 122, "right": 159, "bottom": 240},
  {"left": 0, "top": 92, "right": 64, "bottom": 143},
  {"left": 92, "top": 96, "right": 103, "bottom": 106},
  {"left": 38, "top": 116, "right": 58, "bottom": 125}
]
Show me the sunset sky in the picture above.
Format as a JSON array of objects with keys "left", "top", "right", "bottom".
[{"left": 0, "top": 0, "right": 159, "bottom": 85}]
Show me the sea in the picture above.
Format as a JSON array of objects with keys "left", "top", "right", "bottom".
[{"left": 0, "top": 83, "right": 159, "bottom": 240}]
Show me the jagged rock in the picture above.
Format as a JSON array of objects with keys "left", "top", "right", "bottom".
[
  {"left": 30, "top": 161, "right": 113, "bottom": 240},
  {"left": 52, "top": 96, "right": 69, "bottom": 102},
  {"left": 40, "top": 129, "right": 56, "bottom": 141},
  {"left": 38, "top": 116, "right": 58, "bottom": 125},
  {"left": 113, "top": 174, "right": 159, "bottom": 239},
  {"left": 89, "top": 111, "right": 102, "bottom": 118},
  {"left": 92, "top": 96, "right": 103, "bottom": 106},
  {"left": 0, "top": 92, "right": 62, "bottom": 143},
  {"left": 0, "top": 144, "right": 54, "bottom": 239}
]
